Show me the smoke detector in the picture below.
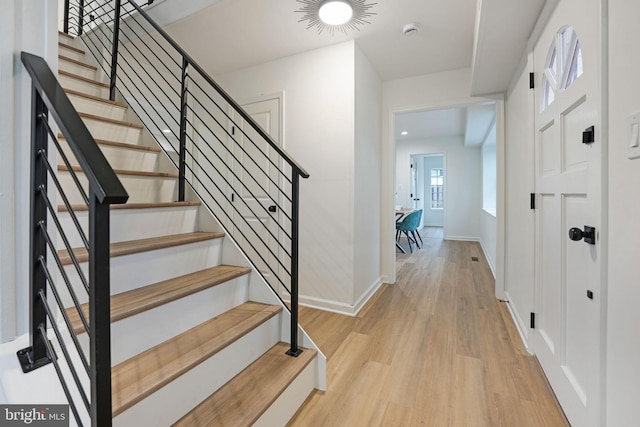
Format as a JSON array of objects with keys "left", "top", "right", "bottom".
[{"left": 402, "top": 22, "right": 421, "bottom": 37}]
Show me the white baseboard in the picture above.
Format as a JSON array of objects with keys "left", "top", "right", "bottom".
[
  {"left": 444, "top": 235, "right": 480, "bottom": 242},
  {"left": 297, "top": 277, "right": 384, "bottom": 317},
  {"left": 479, "top": 240, "right": 497, "bottom": 279},
  {"left": 503, "top": 291, "right": 534, "bottom": 355}
]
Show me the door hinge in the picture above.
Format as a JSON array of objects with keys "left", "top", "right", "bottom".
[
  {"left": 530, "top": 193, "right": 535, "bottom": 210},
  {"left": 231, "top": 126, "right": 235, "bottom": 136},
  {"left": 231, "top": 193, "right": 235, "bottom": 202},
  {"left": 530, "top": 312, "right": 536, "bottom": 329},
  {"left": 529, "top": 72, "right": 535, "bottom": 89}
]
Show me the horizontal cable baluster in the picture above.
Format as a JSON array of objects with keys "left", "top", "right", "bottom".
[
  {"left": 180, "top": 153, "right": 293, "bottom": 284},
  {"left": 110, "top": 47, "right": 182, "bottom": 116},
  {"left": 119, "top": 9, "right": 182, "bottom": 72},
  {"left": 184, "top": 92, "right": 294, "bottom": 209},
  {"left": 109, "top": 68, "right": 181, "bottom": 149},
  {"left": 37, "top": 325, "right": 85, "bottom": 427},
  {"left": 40, "top": 134, "right": 90, "bottom": 248},
  {"left": 113, "top": 29, "right": 180, "bottom": 102},
  {"left": 185, "top": 78, "right": 293, "bottom": 186},
  {"left": 37, "top": 292, "right": 91, "bottom": 412},
  {"left": 181, "top": 131, "right": 294, "bottom": 254},
  {"left": 38, "top": 257, "right": 90, "bottom": 374},
  {"left": 183, "top": 117, "right": 295, "bottom": 244},
  {"left": 39, "top": 220, "right": 91, "bottom": 313},
  {"left": 42, "top": 121, "right": 89, "bottom": 205},
  {"left": 38, "top": 190, "right": 92, "bottom": 330}
]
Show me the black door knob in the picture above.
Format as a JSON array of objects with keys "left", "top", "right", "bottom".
[
  {"left": 568, "top": 226, "right": 596, "bottom": 245},
  {"left": 268, "top": 205, "right": 277, "bottom": 213},
  {"left": 569, "top": 227, "right": 585, "bottom": 241}
]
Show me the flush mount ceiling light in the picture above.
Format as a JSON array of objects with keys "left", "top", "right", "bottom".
[{"left": 296, "top": 0, "right": 377, "bottom": 36}]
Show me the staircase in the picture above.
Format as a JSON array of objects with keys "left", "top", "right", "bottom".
[{"left": 52, "top": 31, "right": 321, "bottom": 426}]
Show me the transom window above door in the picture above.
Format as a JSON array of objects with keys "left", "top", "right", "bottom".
[{"left": 541, "top": 26, "right": 583, "bottom": 111}]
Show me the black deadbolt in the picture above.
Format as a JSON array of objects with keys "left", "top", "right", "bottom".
[
  {"left": 582, "top": 126, "right": 595, "bottom": 144},
  {"left": 569, "top": 226, "right": 596, "bottom": 245},
  {"left": 268, "top": 205, "right": 277, "bottom": 213}
]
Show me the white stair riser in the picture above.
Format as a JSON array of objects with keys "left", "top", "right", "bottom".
[
  {"left": 57, "top": 238, "right": 224, "bottom": 308},
  {"left": 82, "top": 118, "right": 143, "bottom": 145},
  {"left": 254, "top": 357, "right": 317, "bottom": 427},
  {"left": 67, "top": 94, "right": 128, "bottom": 121},
  {"left": 59, "top": 140, "right": 161, "bottom": 173},
  {"left": 74, "top": 275, "right": 250, "bottom": 365},
  {"left": 59, "top": 46, "right": 87, "bottom": 62},
  {"left": 113, "top": 315, "right": 281, "bottom": 427},
  {"left": 57, "top": 173, "right": 176, "bottom": 205},
  {"left": 57, "top": 205, "right": 200, "bottom": 248},
  {"left": 59, "top": 74, "right": 109, "bottom": 99},
  {"left": 58, "top": 59, "right": 97, "bottom": 79}
]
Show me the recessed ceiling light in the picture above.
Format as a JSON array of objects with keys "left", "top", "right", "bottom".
[{"left": 401, "top": 131, "right": 409, "bottom": 136}]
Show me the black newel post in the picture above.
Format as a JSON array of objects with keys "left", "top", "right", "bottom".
[
  {"left": 17, "top": 88, "right": 54, "bottom": 373},
  {"left": 109, "top": 0, "right": 122, "bottom": 101},
  {"left": 286, "top": 173, "right": 303, "bottom": 357},
  {"left": 89, "top": 190, "right": 113, "bottom": 426},
  {"left": 178, "top": 57, "right": 189, "bottom": 202}
]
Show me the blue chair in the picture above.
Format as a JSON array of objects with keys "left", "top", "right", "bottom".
[{"left": 395, "top": 209, "right": 423, "bottom": 253}]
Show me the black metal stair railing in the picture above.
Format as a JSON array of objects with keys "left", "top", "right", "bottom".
[
  {"left": 19, "top": 52, "right": 128, "bottom": 427},
  {"left": 64, "top": 0, "right": 310, "bottom": 356}
]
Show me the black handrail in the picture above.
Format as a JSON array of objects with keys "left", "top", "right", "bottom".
[{"left": 19, "top": 51, "right": 128, "bottom": 427}]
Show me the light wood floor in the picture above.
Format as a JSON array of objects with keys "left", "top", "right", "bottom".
[{"left": 289, "top": 228, "right": 569, "bottom": 426}]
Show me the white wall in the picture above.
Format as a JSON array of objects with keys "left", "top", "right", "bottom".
[
  {"left": 482, "top": 124, "right": 497, "bottom": 213},
  {"left": 480, "top": 122, "right": 497, "bottom": 278},
  {"left": 0, "top": 0, "right": 58, "bottom": 342},
  {"left": 382, "top": 68, "right": 492, "bottom": 282},
  {"left": 354, "top": 47, "right": 382, "bottom": 307},
  {"left": 421, "top": 155, "right": 444, "bottom": 227},
  {"left": 503, "top": 54, "right": 535, "bottom": 349},
  {"left": 607, "top": 1, "right": 640, "bottom": 424},
  {"left": 396, "top": 137, "right": 481, "bottom": 241},
  {"left": 216, "top": 42, "right": 364, "bottom": 313}
]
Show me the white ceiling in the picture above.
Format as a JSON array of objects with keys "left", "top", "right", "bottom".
[{"left": 143, "top": 0, "right": 545, "bottom": 141}]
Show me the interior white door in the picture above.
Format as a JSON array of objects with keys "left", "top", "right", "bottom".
[
  {"left": 532, "top": 0, "right": 603, "bottom": 425},
  {"left": 232, "top": 98, "right": 282, "bottom": 286}
]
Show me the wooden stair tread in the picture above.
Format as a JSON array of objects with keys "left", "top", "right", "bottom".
[
  {"left": 58, "top": 31, "right": 74, "bottom": 40},
  {"left": 57, "top": 164, "right": 178, "bottom": 178},
  {"left": 111, "top": 302, "right": 283, "bottom": 416},
  {"left": 58, "top": 41, "right": 85, "bottom": 55},
  {"left": 58, "top": 231, "right": 224, "bottom": 265},
  {"left": 78, "top": 112, "right": 144, "bottom": 129},
  {"left": 64, "top": 88, "right": 128, "bottom": 108},
  {"left": 58, "top": 133, "right": 161, "bottom": 152},
  {"left": 66, "top": 265, "right": 252, "bottom": 334},
  {"left": 58, "top": 70, "right": 109, "bottom": 88},
  {"left": 58, "top": 201, "right": 200, "bottom": 212},
  {"left": 59, "top": 55, "right": 96, "bottom": 70},
  {"left": 173, "top": 343, "right": 316, "bottom": 427}
]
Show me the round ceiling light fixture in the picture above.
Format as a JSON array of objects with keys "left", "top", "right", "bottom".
[
  {"left": 319, "top": 1, "right": 353, "bottom": 26},
  {"left": 296, "top": 0, "right": 377, "bottom": 36}
]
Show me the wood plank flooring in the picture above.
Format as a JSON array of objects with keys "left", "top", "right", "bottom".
[{"left": 289, "top": 228, "right": 569, "bottom": 427}]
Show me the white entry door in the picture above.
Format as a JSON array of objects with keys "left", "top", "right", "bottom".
[
  {"left": 532, "top": 0, "right": 603, "bottom": 425},
  {"left": 232, "top": 98, "right": 282, "bottom": 285}
]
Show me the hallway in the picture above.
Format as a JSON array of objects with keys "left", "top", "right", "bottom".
[{"left": 290, "top": 229, "right": 569, "bottom": 426}]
